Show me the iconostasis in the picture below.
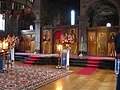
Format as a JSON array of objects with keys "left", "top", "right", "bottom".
[
  {"left": 19, "top": 30, "right": 35, "bottom": 53},
  {"left": 41, "top": 29, "right": 52, "bottom": 54},
  {"left": 88, "top": 27, "right": 118, "bottom": 57},
  {"left": 20, "top": 26, "right": 79, "bottom": 55}
]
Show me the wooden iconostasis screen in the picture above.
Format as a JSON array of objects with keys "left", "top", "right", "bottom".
[
  {"left": 88, "top": 31, "right": 97, "bottom": 56},
  {"left": 53, "top": 28, "right": 78, "bottom": 55},
  {"left": 88, "top": 27, "right": 117, "bottom": 57},
  {"left": 41, "top": 29, "right": 52, "bottom": 54}
]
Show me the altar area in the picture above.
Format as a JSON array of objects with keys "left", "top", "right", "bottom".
[
  {"left": 15, "top": 52, "right": 115, "bottom": 70},
  {"left": 19, "top": 25, "right": 78, "bottom": 55},
  {"left": 19, "top": 25, "right": 120, "bottom": 58}
]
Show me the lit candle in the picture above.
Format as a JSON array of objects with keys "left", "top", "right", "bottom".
[{"left": 57, "top": 44, "right": 62, "bottom": 51}]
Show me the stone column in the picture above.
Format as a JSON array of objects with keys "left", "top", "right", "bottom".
[
  {"left": 34, "top": 20, "right": 41, "bottom": 53},
  {"left": 33, "top": 0, "right": 41, "bottom": 53},
  {"left": 16, "top": 15, "right": 20, "bottom": 36},
  {"left": 79, "top": 15, "right": 88, "bottom": 52},
  {"left": 79, "top": 0, "right": 90, "bottom": 54}
]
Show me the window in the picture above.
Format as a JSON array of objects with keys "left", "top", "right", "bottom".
[
  {"left": 0, "top": 14, "right": 5, "bottom": 31},
  {"left": 71, "top": 10, "right": 75, "bottom": 25}
]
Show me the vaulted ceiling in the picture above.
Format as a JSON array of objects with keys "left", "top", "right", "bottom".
[{"left": 87, "top": 1, "right": 119, "bottom": 27}]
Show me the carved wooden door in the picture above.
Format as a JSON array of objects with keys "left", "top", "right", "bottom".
[{"left": 88, "top": 31, "right": 97, "bottom": 56}]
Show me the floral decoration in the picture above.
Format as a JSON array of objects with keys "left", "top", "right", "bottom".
[
  {"left": 6, "top": 35, "right": 19, "bottom": 49},
  {"left": 60, "top": 32, "right": 76, "bottom": 44}
]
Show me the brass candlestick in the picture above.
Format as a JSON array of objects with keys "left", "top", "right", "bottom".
[{"left": 56, "top": 44, "right": 62, "bottom": 69}]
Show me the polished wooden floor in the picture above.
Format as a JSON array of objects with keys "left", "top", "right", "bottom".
[
  {"left": 15, "top": 61, "right": 116, "bottom": 90},
  {"left": 37, "top": 66, "right": 116, "bottom": 90}
]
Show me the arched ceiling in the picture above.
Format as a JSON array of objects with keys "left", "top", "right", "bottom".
[{"left": 87, "top": 1, "right": 119, "bottom": 27}]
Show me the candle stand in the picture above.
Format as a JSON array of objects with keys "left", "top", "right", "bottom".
[{"left": 56, "top": 44, "right": 62, "bottom": 69}]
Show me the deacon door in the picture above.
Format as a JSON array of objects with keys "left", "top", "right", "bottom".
[
  {"left": 97, "top": 32, "right": 107, "bottom": 56},
  {"left": 88, "top": 31, "right": 97, "bottom": 56}
]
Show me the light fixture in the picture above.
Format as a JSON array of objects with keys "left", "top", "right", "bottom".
[{"left": 106, "top": 23, "right": 111, "bottom": 27}]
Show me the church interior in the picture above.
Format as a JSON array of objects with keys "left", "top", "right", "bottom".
[{"left": 0, "top": 0, "right": 119, "bottom": 90}]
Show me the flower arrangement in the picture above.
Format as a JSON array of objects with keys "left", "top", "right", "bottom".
[
  {"left": 6, "top": 35, "right": 19, "bottom": 50},
  {"left": 60, "top": 33, "right": 76, "bottom": 44}
]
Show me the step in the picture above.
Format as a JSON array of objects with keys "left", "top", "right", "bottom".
[
  {"left": 87, "top": 61, "right": 100, "bottom": 64},
  {"left": 86, "top": 64, "right": 99, "bottom": 68},
  {"left": 24, "top": 61, "right": 35, "bottom": 64},
  {"left": 26, "top": 58, "right": 38, "bottom": 61}
]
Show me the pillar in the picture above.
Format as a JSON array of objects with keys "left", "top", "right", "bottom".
[
  {"left": 79, "top": 15, "right": 88, "bottom": 53},
  {"left": 34, "top": 20, "right": 41, "bottom": 53}
]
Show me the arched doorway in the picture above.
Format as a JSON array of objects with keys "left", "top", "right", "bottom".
[{"left": 53, "top": 30, "right": 64, "bottom": 54}]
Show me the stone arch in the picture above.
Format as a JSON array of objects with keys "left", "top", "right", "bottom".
[
  {"left": 84, "top": 0, "right": 120, "bottom": 26},
  {"left": 79, "top": 0, "right": 120, "bottom": 53},
  {"left": 84, "top": 0, "right": 120, "bottom": 16},
  {"left": 85, "top": 0, "right": 119, "bottom": 27}
]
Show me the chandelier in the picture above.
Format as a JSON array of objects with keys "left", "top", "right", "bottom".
[{"left": 0, "top": 0, "right": 34, "bottom": 15}]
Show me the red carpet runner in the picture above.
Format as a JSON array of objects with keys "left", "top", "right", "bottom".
[
  {"left": 76, "top": 57, "right": 100, "bottom": 75},
  {"left": 76, "top": 68, "right": 97, "bottom": 75},
  {"left": 22, "top": 54, "right": 59, "bottom": 66}
]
